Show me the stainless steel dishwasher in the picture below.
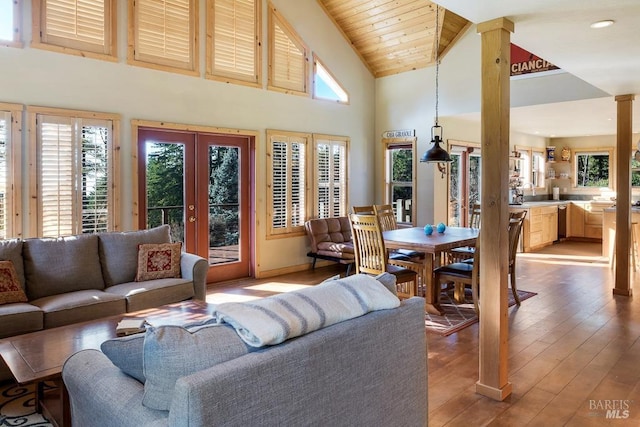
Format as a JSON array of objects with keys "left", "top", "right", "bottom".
[{"left": 557, "top": 203, "right": 567, "bottom": 240}]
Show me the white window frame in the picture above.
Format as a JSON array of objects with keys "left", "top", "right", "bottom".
[
  {"left": 312, "top": 54, "right": 349, "bottom": 104},
  {"left": 32, "top": 0, "right": 117, "bottom": 61},
  {"left": 573, "top": 147, "right": 614, "bottom": 190},
  {"left": 28, "top": 106, "right": 121, "bottom": 237},
  {"left": 266, "top": 129, "right": 310, "bottom": 237},
  {"left": 128, "top": 0, "right": 199, "bottom": 76},
  {"left": 0, "top": 102, "right": 22, "bottom": 238},
  {"left": 206, "top": 0, "right": 261, "bottom": 87},
  {"left": 0, "top": 0, "right": 22, "bottom": 48},
  {"left": 312, "top": 134, "right": 348, "bottom": 219}
]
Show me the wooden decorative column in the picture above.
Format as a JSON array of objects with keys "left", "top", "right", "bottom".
[
  {"left": 614, "top": 94, "right": 634, "bottom": 296},
  {"left": 476, "top": 17, "right": 514, "bottom": 401}
]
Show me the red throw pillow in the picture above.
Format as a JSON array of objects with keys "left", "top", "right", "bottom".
[
  {"left": 0, "top": 260, "right": 27, "bottom": 304},
  {"left": 135, "top": 243, "right": 182, "bottom": 282}
]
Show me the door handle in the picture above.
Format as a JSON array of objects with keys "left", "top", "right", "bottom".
[{"left": 189, "top": 216, "right": 196, "bottom": 222}]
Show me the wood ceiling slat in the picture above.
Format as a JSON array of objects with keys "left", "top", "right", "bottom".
[{"left": 318, "top": 0, "right": 469, "bottom": 77}]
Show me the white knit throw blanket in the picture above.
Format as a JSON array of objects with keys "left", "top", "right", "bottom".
[{"left": 212, "top": 274, "right": 400, "bottom": 347}]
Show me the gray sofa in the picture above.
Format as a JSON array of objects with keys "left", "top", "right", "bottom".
[
  {"left": 62, "top": 286, "right": 428, "bottom": 427},
  {"left": 0, "top": 224, "right": 208, "bottom": 339}
]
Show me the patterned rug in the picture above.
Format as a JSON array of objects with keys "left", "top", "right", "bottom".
[
  {"left": 0, "top": 381, "right": 53, "bottom": 427},
  {"left": 425, "top": 289, "right": 537, "bottom": 336}
]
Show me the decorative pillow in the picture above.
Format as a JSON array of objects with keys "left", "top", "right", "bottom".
[
  {"left": 101, "top": 333, "right": 146, "bottom": 383},
  {"left": 142, "top": 323, "right": 251, "bottom": 411},
  {"left": 0, "top": 260, "right": 28, "bottom": 305},
  {"left": 135, "top": 242, "right": 181, "bottom": 282}
]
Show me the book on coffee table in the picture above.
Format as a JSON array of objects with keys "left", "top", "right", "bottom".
[{"left": 116, "top": 318, "right": 147, "bottom": 336}]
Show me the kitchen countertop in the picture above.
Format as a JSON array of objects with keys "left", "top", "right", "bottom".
[
  {"left": 508, "top": 201, "right": 569, "bottom": 209},
  {"left": 509, "top": 200, "right": 616, "bottom": 209}
]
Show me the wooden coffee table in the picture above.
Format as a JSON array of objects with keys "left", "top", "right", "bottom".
[{"left": 0, "top": 300, "right": 215, "bottom": 427}]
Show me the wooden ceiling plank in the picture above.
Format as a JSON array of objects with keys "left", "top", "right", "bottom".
[
  {"left": 338, "top": 1, "right": 432, "bottom": 33},
  {"left": 349, "top": 14, "right": 435, "bottom": 47}
]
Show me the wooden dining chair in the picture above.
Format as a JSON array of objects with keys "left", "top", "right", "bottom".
[
  {"left": 373, "top": 204, "right": 426, "bottom": 292},
  {"left": 348, "top": 213, "right": 418, "bottom": 299},
  {"left": 433, "top": 234, "right": 481, "bottom": 314},
  {"left": 507, "top": 210, "right": 527, "bottom": 305},
  {"left": 445, "top": 203, "right": 481, "bottom": 263},
  {"left": 352, "top": 205, "right": 375, "bottom": 214}
]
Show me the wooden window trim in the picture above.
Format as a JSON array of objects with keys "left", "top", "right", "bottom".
[
  {"left": 31, "top": 0, "right": 117, "bottom": 62},
  {"left": 1, "top": 0, "right": 23, "bottom": 48},
  {"left": 27, "top": 106, "right": 121, "bottom": 237},
  {"left": 312, "top": 133, "right": 349, "bottom": 218},
  {"left": 267, "top": 2, "right": 309, "bottom": 97},
  {"left": 0, "top": 102, "right": 23, "bottom": 238},
  {"left": 127, "top": 0, "right": 200, "bottom": 77},
  {"left": 206, "top": 0, "right": 262, "bottom": 88},
  {"left": 312, "top": 53, "right": 349, "bottom": 104},
  {"left": 266, "top": 129, "right": 310, "bottom": 238},
  {"left": 383, "top": 137, "right": 416, "bottom": 226},
  {"left": 572, "top": 147, "right": 615, "bottom": 190}
]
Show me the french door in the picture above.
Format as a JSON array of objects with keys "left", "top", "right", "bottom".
[
  {"left": 137, "top": 128, "right": 253, "bottom": 283},
  {"left": 448, "top": 143, "right": 481, "bottom": 227}
]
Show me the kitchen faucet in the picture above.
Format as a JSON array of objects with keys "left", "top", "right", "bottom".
[{"left": 520, "top": 182, "right": 536, "bottom": 196}]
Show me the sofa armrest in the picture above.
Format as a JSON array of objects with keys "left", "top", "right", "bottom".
[
  {"left": 62, "top": 349, "right": 167, "bottom": 427},
  {"left": 181, "top": 252, "right": 208, "bottom": 301}
]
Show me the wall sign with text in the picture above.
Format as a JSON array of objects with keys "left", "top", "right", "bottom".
[{"left": 510, "top": 44, "right": 560, "bottom": 77}]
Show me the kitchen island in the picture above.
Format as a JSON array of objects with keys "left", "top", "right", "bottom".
[{"left": 602, "top": 207, "right": 640, "bottom": 259}]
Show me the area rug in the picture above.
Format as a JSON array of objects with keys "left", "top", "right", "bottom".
[
  {"left": 425, "top": 289, "right": 537, "bottom": 336},
  {"left": 0, "top": 381, "right": 53, "bottom": 427}
]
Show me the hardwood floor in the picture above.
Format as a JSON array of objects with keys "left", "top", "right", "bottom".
[{"left": 205, "top": 242, "right": 640, "bottom": 426}]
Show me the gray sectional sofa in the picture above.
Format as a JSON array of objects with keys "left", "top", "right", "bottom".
[
  {"left": 62, "top": 275, "right": 428, "bottom": 427},
  {"left": 0, "top": 224, "right": 208, "bottom": 339}
]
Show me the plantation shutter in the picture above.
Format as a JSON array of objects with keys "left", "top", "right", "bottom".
[
  {"left": 40, "top": 0, "right": 112, "bottom": 54},
  {"left": 314, "top": 137, "right": 347, "bottom": 219},
  {"left": 133, "top": 0, "right": 196, "bottom": 72},
  {"left": 269, "top": 6, "right": 308, "bottom": 94},
  {"left": 268, "top": 132, "right": 307, "bottom": 235},
  {"left": 210, "top": 0, "right": 259, "bottom": 85},
  {"left": 37, "top": 115, "right": 111, "bottom": 237},
  {"left": 39, "top": 115, "right": 75, "bottom": 237},
  {"left": 0, "top": 112, "right": 10, "bottom": 238}
]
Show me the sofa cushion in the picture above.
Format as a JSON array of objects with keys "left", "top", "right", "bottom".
[
  {"left": 0, "top": 303, "right": 43, "bottom": 339},
  {"left": 30, "top": 290, "right": 126, "bottom": 328},
  {"left": 135, "top": 242, "right": 181, "bottom": 281},
  {"left": 106, "top": 278, "right": 194, "bottom": 312},
  {"left": 0, "top": 261, "right": 27, "bottom": 304},
  {"left": 142, "top": 322, "right": 251, "bottom": 411},
  {"left": 0, "top": 239, "right": 25, "bottom": 289},
  {"left": 99, "top": 225, "right": 171, "bottom": 287},
  {"left": 23, "top": 234, "right": 104, "bottom": 301}
]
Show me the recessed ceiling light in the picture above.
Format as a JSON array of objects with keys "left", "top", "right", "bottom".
[{"left": 590, "top": 20, "right": 614, "bottom": 29}]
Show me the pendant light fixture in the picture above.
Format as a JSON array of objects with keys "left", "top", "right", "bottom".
[{"left": 420, "top": 4, "right": 452, "bottom": 164}]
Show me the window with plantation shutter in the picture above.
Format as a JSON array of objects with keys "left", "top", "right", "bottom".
[
  {"left": 207, "top": 0, "right": 260, "bottom": 86},
  {"left": 267, "top": 130, "right": 308, "bottom": 236},
  {"left": 313, "top": 135, "right": 348, "bottom": 219},
  {"left": 32, "top": 0, "right": 116, "bottom": 59},
  {"left": 268, "top": 3, "right": 308, "bottom": 95},
  {"left": 31, "top": 109, "right": 120, "bottom": 237},
  {"left": 0, "top": 103, "right": 21, "bottom": 239},
  {"left": 129, "top": 0, "right": 199, "bottom": 75}
]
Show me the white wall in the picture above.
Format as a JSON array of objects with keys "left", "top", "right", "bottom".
[{"left": 0, "top": 0, "right": 375, "bottom": 277}]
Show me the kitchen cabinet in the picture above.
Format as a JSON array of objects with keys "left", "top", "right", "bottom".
[
  {"left": 567, "top": 202, "right": 585, "bottom": 237},
  {"left": 567, "top": 201, "right": 614, "bottom": 240},
  {"left": 520, "top": 205, "right": 558, "bottom": 252}
]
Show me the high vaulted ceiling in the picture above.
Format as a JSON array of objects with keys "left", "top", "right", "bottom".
[
  {"left": 320, "top": 0, "right": 640, "bottom": 137},
  {"left": 318, "top": 0, "right": 470, "bottom": 78}
]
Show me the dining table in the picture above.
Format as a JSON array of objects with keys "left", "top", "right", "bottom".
[{"left": 383, "top": 226, "right": 479, "bottom": 315}]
